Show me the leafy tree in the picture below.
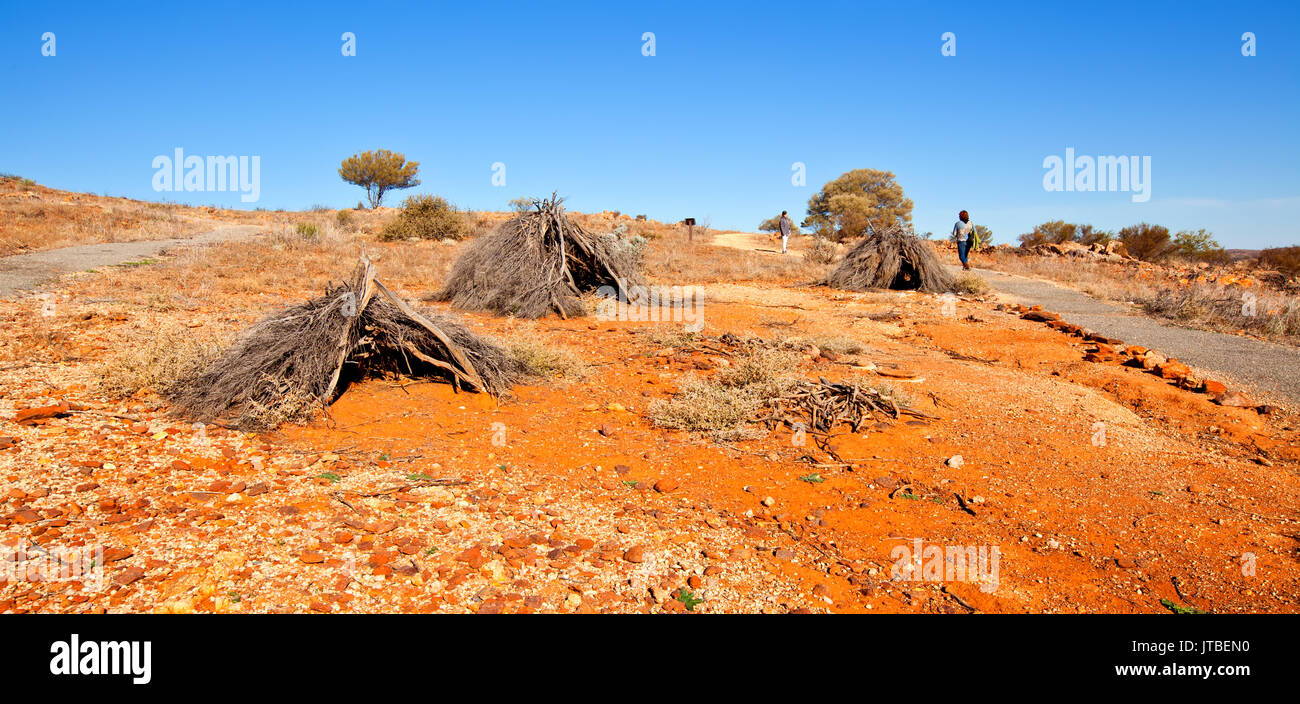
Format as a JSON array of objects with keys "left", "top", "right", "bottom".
[
  {"left": 758, "top": 215, "right": 801, "bottom": 235},
  {"left": 338, "top": 149, "right": 420, "bottom": 208},
  {"left": 508, "top": 196, "right": 536, "bottom": 213},
  {"left": 1018, "top": 220, "right": 1077, "bottom": 247},
  {"left": 1172, "top": 228, "right": 1226, "bottom": 262},
  {"left": 802, "top": 169, "right": 913, "bottom": 242},
  {"left": 1118, "top": 222, "right": 1175, "bottom": 262}
]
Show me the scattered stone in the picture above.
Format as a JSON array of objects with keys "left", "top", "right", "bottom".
[
  {"left": 1213, "top": 391, "right": 1256, "bottom": 408},
  {"left": 653, "top": 479, "right": 679, "bottom": 493},
  {"left": 14, "top": 404, "right": 70, "bottom": 425}
]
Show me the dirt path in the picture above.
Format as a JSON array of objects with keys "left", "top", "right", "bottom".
[
  {"left": 0, "top": 224, "right": 264, "bottom": 298},
  {"left": 710, "top": 230, "right": 802, "bottom": 257},
  {"left": 970, "top": 266, "right": 1300, "bottom": 406}
]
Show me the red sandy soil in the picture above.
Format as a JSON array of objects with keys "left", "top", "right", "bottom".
[{"left": 1, "top": 229, "right": 1298, "bottom": 614}]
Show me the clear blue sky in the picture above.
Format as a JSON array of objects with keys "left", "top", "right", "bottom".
[{"left": 3, "top": 1, "right": 1297, "bottom": 247}]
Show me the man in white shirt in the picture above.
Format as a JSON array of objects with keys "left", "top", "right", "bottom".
[{"left": 953, "top": 210, "right": 976, "bottom": 270}]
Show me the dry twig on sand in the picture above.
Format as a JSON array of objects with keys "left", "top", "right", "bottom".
[{"left": 760, "top": 377, "right": 934, "bottom": 433}]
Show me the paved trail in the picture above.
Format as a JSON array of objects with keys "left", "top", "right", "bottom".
[
  {"left": 705, "top": 231, "right": 1299, "bottom": 404},
  {"left": 970, "top": 266, "right": 1300, "bottom": 405},
  {"left": 0, "top": 224, "right": 263, "bottom": 298}
]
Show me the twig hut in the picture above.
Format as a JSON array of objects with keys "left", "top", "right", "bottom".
[
  {"left": 823, "top": 225, "right": 956, "bottom": 293},
  {"left": 168, "top": 257, "right": 525, "bottom": 430},
  {"left": 436, "top": 193, "right": 643, "bottom": 318}
]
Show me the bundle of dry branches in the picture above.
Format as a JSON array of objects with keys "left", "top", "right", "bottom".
[
  {"left": 436, "top": 193, "right": 643, "bottom": 318},
  {"left": 760, "top": 377, "right": 935, "bottom": 434},
  {"left": 824, "top": 225, "right": 956, "bottom": 293},
  {"left": 168, "top": 257, "right": 525, "bottom": 430}
]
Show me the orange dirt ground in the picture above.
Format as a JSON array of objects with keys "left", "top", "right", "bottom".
[{"left": 2, "top": 230, "right": 1298, "bottom": 614}]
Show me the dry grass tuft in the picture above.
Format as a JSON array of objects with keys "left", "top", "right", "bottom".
[
  {"left": 952, "top": 272, "right": 992, "bottom": 295},
  {"left": 648, "top": 347, "right": 800, "bottom": 438},
  {"left": 505, "top": 336, "right": 590, "bottom": 381},
  {"left": 98, "top": 326, "right": 226, "bottom": 399}
]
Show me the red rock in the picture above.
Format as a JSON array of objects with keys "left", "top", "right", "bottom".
[
  {"left": 115, "top": 566, "right": 146, "bottom": 585},
  {"left": 13, "top": 510, "right": 39, "bottom": 523},
  {"left": 653, "top": 479, "right": 679, "bottom": 493},
  {"left": 456, "top": 547, "right": 489, "bottom": 569},
  {"left": 170, "top": 459, "right": 191, "bottom": 471},
  {"left": 1021, "top": 311, "right": 1060, "bottom": 322},
  {"left": 1202, "top": 380, "right": 1228, "bottom": 395},
  {"left": 623, "top": 546, "right": 645, "bottom": 563},
  {"left": 299, "top": 551, "right": 326, "bottom": 564},
  {"left": 1213, "top": 391, "right": 1257, "bottom": 408},
  {"left": 1158, "top": 360, "right": 1191, "bottom": 380},
  {"left": 14, "top": 404, "right": 70, "bottom": 425},
  {"left": 246, "top": 482, "right": 269, "bottom": 496},
  {"left": 1116, "top": 557, "right": 1137, "bottom": 569},
  {"left": 102, "top": 547, "right": 133, "bottom": 563}
]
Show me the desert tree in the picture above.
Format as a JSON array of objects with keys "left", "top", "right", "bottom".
[
  {"left": 1172, "top": 228, "right": 1228, "bottom": 262},
  {"left": 1118, "top": 222, "right": 1175, "bottom": 262},
  {"left": 802, "top": 169, "right": 913, "bottom": 242},
  {"left": 1260, "top": 246, "right": 1300, "bottom": 279},
  {"left": 1018, "top": 220, "right": 1078, "bottom": 247},
  {"left": 338, "top": 149, "right": 420, "bottom": 208}
]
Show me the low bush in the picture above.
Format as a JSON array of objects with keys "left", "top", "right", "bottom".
[{"left": 378, "top": 195, "right": 470, "bottom": 241}]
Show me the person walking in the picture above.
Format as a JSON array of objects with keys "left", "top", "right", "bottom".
[
  {"left": 778, "top": 211, "right": 792, "bottom": 254},
  {"left": 953, "top": 210, "right": 976, "bottom": 270}
]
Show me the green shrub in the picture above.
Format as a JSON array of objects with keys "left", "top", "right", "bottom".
[
  {"left": 295, "top": 222, "right": 319, "bottom": 238},
  {"left": 335, "top": 209, "right": 355, "bottom": 231},
  {"left": 378, "top": 194, "right": 470, "bottom": 241}
]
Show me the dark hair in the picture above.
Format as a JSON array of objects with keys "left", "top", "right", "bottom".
[
  {"left": 781, "top": 210, "right": 787, "bottom": 216},
  {"left": 959, "top": 210, "right": 969, "bottom": 220}
]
